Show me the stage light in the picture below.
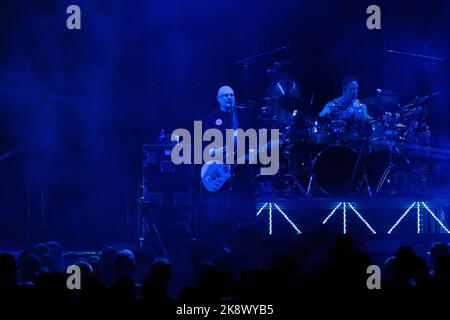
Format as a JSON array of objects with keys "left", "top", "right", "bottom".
[
  {"left": 387, "top": 202, "right": 416, "bottom": 234},
  {"left": 269, "top": 202, "right": 273, "bottom": 235},
  {"left": 421, "top": 202, "right": 450, "bottom": 233},
  {"left": 256, "top": 202, "right": 268, "bottom": 216},
  {"left": 323, "top": 202, "right": 342, "bottom": 224},
  {"left": 343, "top": 202, "right": 347, "bottom": 234},
  {"left": 273, "top": 203, "right": 301, "bottom": 234},
  {"left": 322, "top": 202, "right": 376, "bottom": 234},
  {"left": 388, "top": 202, "right": 450, "bottom": 234},
  {"left": 347, "top": 203, "right": 376, "bottom": 234},
  {"left": 256, "top": 202, "right": 302, "bottom": 235},
  {"left": 417, "top": 202, "right": 420, "bottom": 234}
]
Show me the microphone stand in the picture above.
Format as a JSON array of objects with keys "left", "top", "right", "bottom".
[
  {"left": 385, "top": 49, "right": 445, "bottom": 62},
  {"left": 233, "top": 45, "right": 289, "bottom": 102}
]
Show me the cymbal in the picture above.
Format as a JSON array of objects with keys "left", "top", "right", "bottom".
[
  {"left": 265, "top": 75, "right": 303, "bottom": 113},
  {"left": 402, "top": 91, "right": 440, "bottom": 108},
  {"left": 361, "top": 95, "right": 399, "bottom": 106}
]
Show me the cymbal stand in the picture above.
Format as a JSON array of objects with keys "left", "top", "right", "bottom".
[
  {"left": 375, "top": 115, "right": 400, "bottom": 195},
  {"left": 234, "top": 45, "right": 289, "bottom": 102},
  {"left": 280, "top": 110, "right": 307, "bottom": 195},
  {"left": 351, "top": 141, "right": 372, "bottom": 196},
  {"left": 375, "top": 143, "right": 397, "bottom": 195}
]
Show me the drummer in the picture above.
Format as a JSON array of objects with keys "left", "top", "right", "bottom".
[{"left": 319, "top": 76, "right": 370, "bottom": 121}]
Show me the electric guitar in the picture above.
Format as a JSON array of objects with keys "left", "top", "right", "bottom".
[{"left": 200, "top": 140, "right": 279, "bottom": 192}]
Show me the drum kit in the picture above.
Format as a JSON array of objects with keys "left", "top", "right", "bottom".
[{"left": 252, "top": 74, "right": 434, "bottom": 198}]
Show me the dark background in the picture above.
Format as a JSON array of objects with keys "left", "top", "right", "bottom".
[{"left": 0, "top": 0, "right": 449, "bottom": 247}]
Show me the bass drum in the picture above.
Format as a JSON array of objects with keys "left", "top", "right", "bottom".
[{"left": 313, "top": 145, "right": 364, "bottom": 196}]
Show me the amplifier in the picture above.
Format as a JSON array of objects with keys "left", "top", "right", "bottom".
[{"left": 140, "top": 144, "right": 192, "bottom": 206}]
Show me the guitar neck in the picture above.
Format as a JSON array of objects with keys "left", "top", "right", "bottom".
[{"left": 210, "top": 139, "right": 280, "bottom": 163}]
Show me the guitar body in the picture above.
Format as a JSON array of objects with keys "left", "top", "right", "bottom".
[
  {"left": 200, "top": 160, "right": 232, "bottom": 192},
  {"left": 200, "top": 139, "right": 279, "bottom": 192}
]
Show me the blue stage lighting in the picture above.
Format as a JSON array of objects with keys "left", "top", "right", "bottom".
[
  {"left": 347, "top": 203, "right": 376, "bottom": 234},
  {"left": 322, "top": 202, "right": 376, "bottom": 234},
  {"left": 323, "top": 202, "right": 342, "bottom": 224},
  {"left": 343, "top": 202, "right": 347, "bottom": 234},
  {"left": 273, "top": 203, "right": 301, "bottom": 234},
  {"left": 421, "top": 202, "right": 450, "bottom": 233},
  {"left": 387, "top": 202, "right": 416, "bottom": 234},
  {"left": 388, "top": 202, "right": 450, "bottom": 234},
  {"left": 269, "top": 202, "right": 273, "bottom": 235},
  {"left": 256, "top": 202, "right": 268, "bottom": 216},
  {"left": 417, "top": 202, "right": 421, "bottom": 234},
  {"left": 256, "top": 202, "right": 302, "bottom": 235}
]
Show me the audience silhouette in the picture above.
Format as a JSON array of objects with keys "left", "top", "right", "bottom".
[{"left": 1, "top": 233, "right": 449, "bottom": 313}]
